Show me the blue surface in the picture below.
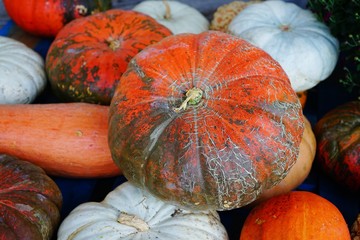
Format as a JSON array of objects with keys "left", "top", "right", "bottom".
[{"left": 1, "top": 15, "right": 359, "bottom": 239}]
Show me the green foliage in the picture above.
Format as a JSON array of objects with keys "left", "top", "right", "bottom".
[{"left": 307, "top": 0, "right": 360, "bottom": 96}]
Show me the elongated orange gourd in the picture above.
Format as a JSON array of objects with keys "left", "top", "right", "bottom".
[{"left": 0, "top": 103, "right": 120, "bottom": 178}]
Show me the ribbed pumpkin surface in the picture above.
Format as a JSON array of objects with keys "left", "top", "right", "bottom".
[{"left": 108, "top": 31, "right": 304, "bottom": 210}]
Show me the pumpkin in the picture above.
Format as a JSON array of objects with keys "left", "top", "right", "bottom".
[
  {"left": 57, "top": 181, "right": 228, "bottom": 240},
  {"left": 46, "top": 9, "right": 172, "bottom": 105},
  {"left": 240, "top": 191, "right": 351, "bottom": 240},
  {"left": 108, "top": 31, "right": 304, "bottom": 210},
  {"left": 209, "top": 0, "right": 262, "bottom": 32},
  {"left": 254, "top": 116, "right": 316, "bottom": 204},
  {"left": 314, "top": 100, "right": 360, "bottom": 192},
  {"left": 228, "top": 0, "right": 339, "bottom": 92},
  {"left": 0, "top": 36, "right": 46, "bottom": 104},
  {"left": 133, "top": 0, "right": 209, "bottom": 34},
  {"left": 0, "top": 154, "right": 62, "bottom": 240},
  {"left": 0, "top": 102, "right": 120, "bottom": 178},
  {"left": 3, "top": 0, "right": 112, "bottom": 37}
]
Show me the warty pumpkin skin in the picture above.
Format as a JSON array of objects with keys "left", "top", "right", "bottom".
[
  {"left": 0, "top": 154, "right": 63, "bottom": 240},
  {"left": 240, "top": 191, "right": 351, "bottom": 240},
  {"left": 46, "top": 9, "right": 172, "bottom": 105},
  {"left": 108, "top": 31, "right": 304, "bottom": 211},
  {"left": 3, "top": 0, "right": 112, "bottom": 37},
  {"left": 314, "top": 100, "right": 360, "bottom": 192}
]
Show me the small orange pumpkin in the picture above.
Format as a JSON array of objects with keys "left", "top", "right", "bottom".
[{"left": 240, "top": 191, "right": 351, "bottom": 240}]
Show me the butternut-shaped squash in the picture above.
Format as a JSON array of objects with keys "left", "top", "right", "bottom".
[{"left": 0, "top": 103, "right": 120, "bottom": 178}]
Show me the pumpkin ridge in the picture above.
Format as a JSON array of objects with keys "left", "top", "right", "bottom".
[
  {"left": 195, "top": 34, "right": 267, "bottom": 86},
  {"left": 0, "top": 205, "right": 44, "bottom": 239}
]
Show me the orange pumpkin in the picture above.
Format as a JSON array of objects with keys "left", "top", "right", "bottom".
[
  {"left": 240, "top": 191, "right": 351, "bottom": 240},
  {"left": 3, "top": 0, "right": 112, "bottom": 37}
]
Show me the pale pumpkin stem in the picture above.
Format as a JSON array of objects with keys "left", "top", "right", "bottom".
[
  {"left": 174, "top": 87, "right": 203, "bottom": 113},
  {"left": 107, "top": 37, "right": 121, "bottom": 51},
  {"left": 75, "top": 5, "right": 88, "bottom": 16},
  {"left": 162, "top": 0, "right": 172, "bottom": 19},
  {"left": 117, "top": 212, "right": 150, "bottom": 232}
]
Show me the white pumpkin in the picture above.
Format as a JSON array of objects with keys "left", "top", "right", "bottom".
[
  {"left": 133, "top": 0, "right": 209, "bottom": 34},
  {"left": 228, "top": 0, "right": 339, "bottom": 92},
  {"left": 0, "top": 36, "right": 46, "bottom": 104},
  {"left": 57, "top": 181, "right": 229, "bottom": 240}
]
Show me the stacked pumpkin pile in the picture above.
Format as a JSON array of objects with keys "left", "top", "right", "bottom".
[{"left": 0, "top": 1, "right": 358, "bottom": 239}]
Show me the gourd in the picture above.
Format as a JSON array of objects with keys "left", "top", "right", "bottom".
[
  {"left": 209, "top": 0, "right": 261, "bottom": 32},
  {"left": 240, "top": 191, "right": 351, "bottom": 240},
  {"left": 352, "top": 214, "right": 360, "bottom": 240},
  {"left": 255, "top": 116, "right": 316, "bottom": 203},
  {"left": 46, "top": 9, "right": 172, "bottom": 105},
  {"left": 228, "top": 0, "right": 339, "bottom": 92},
  {"left": 0, "top": 154, "right": 62, "bottom": 240},
  {"left": 3, "top": 0, "right": 112, "bottom": 37},
  {"left": 0, "top": 103, "right": 120, "bottom": 178},
  {"left": 108, "top": 31, "right": 304, "bottom": 210},
  {"left": 133, "top": 0, "right": 209, "bottom": 34},
  {"left": 314, "top": 100, "right": 360, "bottom": 192},
  {"left": 0, "top": 36, "right": 46, "bottom": 104},
  {"left": 57, "top": 181, "right": 228, "bottom": 240}
]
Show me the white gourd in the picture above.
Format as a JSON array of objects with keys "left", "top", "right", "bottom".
[
  {"left": 228, "top": 0, "right": 339, "bottom": 92},
  {"left": 0, "top": 36, "right": 46, "bottom": 104},
  {"left": 133, "top": 0, "right": 209, "bottom": 34},
  {"left": 57, "top": 181, "right": 229, "bottom": 240}
]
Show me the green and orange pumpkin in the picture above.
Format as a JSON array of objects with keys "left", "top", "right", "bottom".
[
  {"left": 314, "top": 100, "right": 360, "bottom": 192},
  {"left": 108, "top": 31, "right": 304, "bottom": 210},
  {"left": 0, "top": 154, "right": 62, "bottom": 240},
  {"left": 46, "top": 9, "right": 172, "bottom": 105}
]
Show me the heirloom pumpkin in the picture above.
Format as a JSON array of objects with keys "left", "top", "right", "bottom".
[
  {"left": 240, "top": 191, "right": 351, "bottom": 240},
  {"left": 3, "top": 0, "right": 112, "bottom": 37},
  {"left": 0, "top": 36, "right": 46, "bottom": 104},
  {"left": 133, "top": 0, "right": 209, "bottom": 34},
  {"left": 0, "top": 154, "right": 62, "bottom": 240},
  {"left": 108, "top": 31, "right": 304, "bottom": 210},
  {"left": 228, "top": 0, "right": 339, "bottom": 92},
  {"left": 314, "top": 100, "right": 360, "bottom": 192},
  {"left": 57, "top": 181, "right": 228, "bottom": 240},
  {"left": 46, "top": 9, "right": 172, "bottom": 105}
]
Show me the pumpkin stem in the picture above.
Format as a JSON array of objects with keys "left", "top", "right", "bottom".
[
  {"left": 163, "top": 0, "right": 172, "bottom": 19},
  {"left": 75, "top": 5, "right": 88, "bottom": 16},
  {"left": 107, "top": 37, "right": 121, "bottom": 51},
  {"left": 174, "top": 87, "right": 203, "bottom": 113},
  {"left": 117, "top": 212, "right": 150, "bottom": 232},
  {"left": 279, "top": 24, "right": 291, "bottom": 31}
]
